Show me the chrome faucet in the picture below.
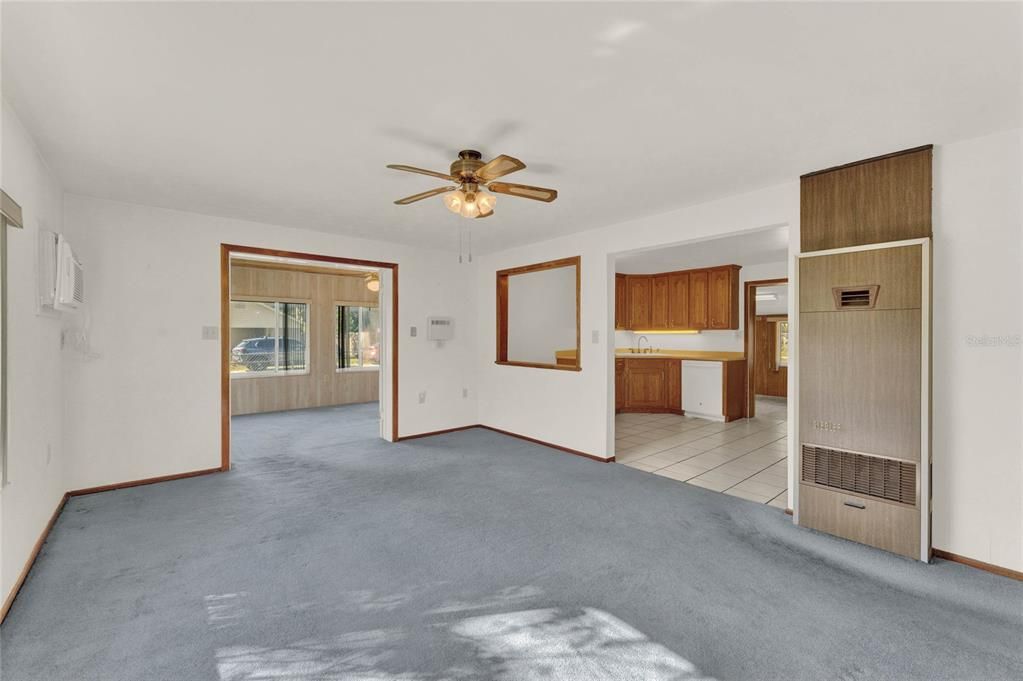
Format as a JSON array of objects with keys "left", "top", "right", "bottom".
[{"left": 637, "top": 335, "right": 650, "bottom": 354}]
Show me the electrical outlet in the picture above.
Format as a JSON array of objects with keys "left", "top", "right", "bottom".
[
  {"left": 201, "top": 326, "right": 219, "bottom": 341},
  {"left": 592, "top": 329, "right": 599, "bottom": 344},
  {"left": 418, "top": 391, "right": 427, "bottom": 404}
]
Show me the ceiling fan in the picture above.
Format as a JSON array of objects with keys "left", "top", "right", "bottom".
[{"left": 387, "top": 150, "right": 558, "bottom": 219}]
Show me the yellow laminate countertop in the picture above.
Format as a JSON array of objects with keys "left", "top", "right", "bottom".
[
  {"left": 554, "top": 349, "right": 745, "bottom": 361},
  {"left": 615, "top": 349, "right": 745, "bottom": 361}
]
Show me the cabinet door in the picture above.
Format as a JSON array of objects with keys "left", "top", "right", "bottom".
[
  {"left": 708, "top": 267, "right": 735, "bottom": 329},
  {"left": 614, "top": 274, "right": 627, "bottom": 330},
  {"left": 666, "top": 359, "right": 682, "bottom": 411},
  {"left": 650, "top": 275, "right": 669, "bottom": 329},
  {"left": 688, "top": 270, "right": 709, "bottom": 329},
  {"left": 625, "top": 359, "right": 666, "bottom": 409},
  {"left": 667, "top": 272, "right": 690, "bottom": 329},
  {"left": 627, "top": 276, "right": 652, "bottom": 330},
  {"left": 615, "top": 359, "right": 625, "bottom": 410}
]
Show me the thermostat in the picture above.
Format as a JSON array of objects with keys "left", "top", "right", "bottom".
[{"left": 427, "top": 317, "right": 454, "bottom": 341}]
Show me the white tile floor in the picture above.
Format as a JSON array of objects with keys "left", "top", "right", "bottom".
[{"left": 615, "top": 396, "right": 789, "bottom": 509}]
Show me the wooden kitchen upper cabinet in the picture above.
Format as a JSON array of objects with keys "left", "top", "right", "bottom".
[
  {"left": 708, "top": 265, "right": 740, "bottom": 329},
  {"left": 616, "top": 264, "right": 739, "bottom": 331},
  {"left": 615, "top": 274, "right": 627, "bottom": 330},
  {"left": 688, "top": 270, "right": 709, "bottom": 329},
  {"left": 650, "top": 274, "right": 669, "bottom": 329},
  {"left": 627, "top": 276, "right": 652, "bottom": 329},
  {"left": 667, "top": 272, "right": 690, "bottom": 329}
]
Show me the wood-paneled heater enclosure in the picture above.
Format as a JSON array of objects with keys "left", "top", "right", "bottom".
[{"left": 797, "top": 241, "right": 931, "bottom": 561}]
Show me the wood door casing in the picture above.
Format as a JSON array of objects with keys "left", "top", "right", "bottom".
[
  {"left": 754, "top": 315, "right": 788, "bottom": 398},
  {"left": 627, "top": 276, "right": 652, "bottom": 329}
]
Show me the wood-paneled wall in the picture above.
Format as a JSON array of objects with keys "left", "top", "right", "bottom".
[
  {"left": 754, "top": 315, "right": 788, "bottom": 398},
  {"left": 800, "top": 145, "right": 932, "bottom": 252},
  {"left": 230, "top": 264, "right": 378, "bottom": 415}
]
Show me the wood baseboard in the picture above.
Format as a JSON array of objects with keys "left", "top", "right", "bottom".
[
  {"left": 477, "top": 425, "right": 613, "bottom": 462},
  {"left": 395, "top": 425, "right": 478, "bottom": 441},
  {"left": 932, "top": 548, "right": 1023, "bottom": 582},
  {"left": 1, "top": 493, "right": 69, "bottom": 624},
  {"left": 67, "top": 467, "right": 223, "bottom": 497}
]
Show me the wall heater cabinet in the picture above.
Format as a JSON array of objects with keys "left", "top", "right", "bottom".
[{"left": 797, "top": 241, "right": 931, "bottom": 561}]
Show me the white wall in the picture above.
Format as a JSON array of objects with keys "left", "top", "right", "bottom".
[
  {"left": 476, "top": 185, "right": 799, "bottom": 460},
  {"left": 507, "top": 265, "right": 577, "bottom": 364},
  {"left": 60, "top": 195, "right": 478, "bottom": 490},
  {"left": 614, "top": 261, "right": 788, "bottom": 353},
  {"left": 931, "top": 128, "right": 1022, "bottom": 572},
  {"left": 477, "top": 128, "right": 1023, "bottom": 573},
  {"left": 0, "top": 102, "right": 67, "bottom": 602}
]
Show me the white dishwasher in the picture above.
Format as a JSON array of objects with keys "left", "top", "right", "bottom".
[{"left": 682, "top": 360, "right": 724, "bottom": 421}]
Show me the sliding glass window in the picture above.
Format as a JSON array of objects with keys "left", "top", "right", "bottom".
[
  {"left": 230, "top": 300, "right": 309, "bottom": 377},
  {"left": 336, "top": 305, "right": 380, "bottom": 370}
]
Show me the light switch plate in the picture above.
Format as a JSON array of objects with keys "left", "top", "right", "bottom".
[
  {"left": 410, "top": 326, "right": 418, "bottom": 337},
  {"left": 592, "top": 329, "right": 600, "bottom": 344}
]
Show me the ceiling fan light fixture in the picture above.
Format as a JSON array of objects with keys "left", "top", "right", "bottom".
[
  {"left": 459, "top": 192, "right": 480, "bottom": 218},
  {"left": 443, "top": 190, "right": 464, "bottom": 214},
  {"left": 476, "top": 191, "right": 496, "bottom": 215}
]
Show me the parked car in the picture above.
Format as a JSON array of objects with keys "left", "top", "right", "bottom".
[{"left": 231, "top": 337, "right": 305, "bottom": 372}]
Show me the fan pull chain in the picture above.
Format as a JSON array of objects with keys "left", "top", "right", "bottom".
[{"left": 458, "top": 223, "right": 464, "bottom": 264}]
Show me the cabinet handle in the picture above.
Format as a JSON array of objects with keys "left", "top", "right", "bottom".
[{"left": 843, "top": 500, "right": 866, "bottom": 510}]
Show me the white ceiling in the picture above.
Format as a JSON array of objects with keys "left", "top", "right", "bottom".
[
  {"left": 615, "top": 225, "right": 788, "bottom": 273},
  {"left": 3, "top": 2, "right": 1020, "bottom": 253}
]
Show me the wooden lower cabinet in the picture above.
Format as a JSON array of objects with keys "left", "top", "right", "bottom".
[
  {"left": 615, "top": 359, "right": 625, "bottom": 410},
  {"left": 617, "top": 358, "right": 683, "bottom": 414}
]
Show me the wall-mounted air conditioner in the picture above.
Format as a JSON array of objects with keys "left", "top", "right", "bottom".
[{"left": 53, "top": 234, "right": 84, "bottom": 311}]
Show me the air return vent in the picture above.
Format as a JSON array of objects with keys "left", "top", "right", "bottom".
[
  {"left": 832, "top": 284, "right": 879, "bottom": 309},
  {"left": 801, "top": 445, "right": 916, "bottom": 506}
]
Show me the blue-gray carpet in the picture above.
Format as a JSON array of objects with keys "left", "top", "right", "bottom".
[{"left": 2, "top": 403, "right": 1021, "bottom": 680}]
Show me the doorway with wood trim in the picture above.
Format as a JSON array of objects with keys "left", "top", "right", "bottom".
[
  {"left": 744, "top": 278, "right": 789, "bottom": 419},
  {"left": 219, "top": 244, "right": 399, "bottom": 471}
]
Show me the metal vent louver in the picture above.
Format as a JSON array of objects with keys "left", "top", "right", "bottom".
[
  {"left": 832, "top": 284, "right": 879, "bottom": 309},
  {"left": 802, "top": 445, "right": 916, "bottom": 506}
]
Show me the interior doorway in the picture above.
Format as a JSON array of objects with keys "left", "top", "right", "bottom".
[
  {"left": 744, "top": 279, "right": 789, "bottom": 418},
  {"left": 219, "top": 244, "right": 398, "bottom": 471}
]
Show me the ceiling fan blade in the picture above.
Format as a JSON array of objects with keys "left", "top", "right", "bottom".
[
  {"left": 394, "top": 186, "right": 455, "bottom": 205},
  {"left": 487, "top": 181, "right": 558, "bottom": 203},
  {"left": 475, "top": 154, "right": 526, "bottom": 182},
  {"left": 476, "top": 209, "right": 494, "bottom": 219},
  {"left": 386, "top": 164, "right": 455, "bottom": 181}
]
